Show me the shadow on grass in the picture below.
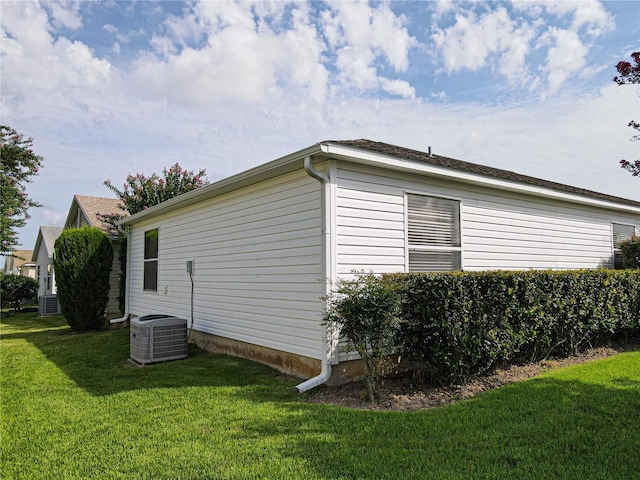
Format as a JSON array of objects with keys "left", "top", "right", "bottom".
[
  {"left": 3, "top": 313, "right": 640, "bottom": 478},
  {"left": 1, "top": 312, "right": 298, "bottom": 399},
  {"left": 243, "top": 373, "right": 640, "bottom": 479}
]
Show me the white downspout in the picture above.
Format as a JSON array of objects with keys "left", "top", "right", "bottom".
[
  {"left": 110, "top": 224, "right": 131, "bottom": 324},
  {"left": 296, "top": 156, "right": 335, "bottom": 393}
]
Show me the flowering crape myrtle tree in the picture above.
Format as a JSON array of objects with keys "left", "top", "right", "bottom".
[
  {"left": 99, "top": 164, "right": 207, "bottom": 312},
  {"left": 0, "top": 126, "right": 43, "bottom": 254},
  {"left": 100, "top": 163, "right": 208, "bottom": 225},
  {"left": 614, "top": 51, "right": 640, "bottom": 176}
]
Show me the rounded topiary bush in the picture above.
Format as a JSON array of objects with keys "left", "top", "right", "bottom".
[{"left": 53, "top": 227, "right": 113, "bottom": 331}]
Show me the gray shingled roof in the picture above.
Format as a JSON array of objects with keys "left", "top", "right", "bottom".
[{"left": 333, "top": 139, "right": 640, "bottom": 207}]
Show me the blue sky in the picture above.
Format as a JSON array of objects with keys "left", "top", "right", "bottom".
[{"left": 1, "top": 0, "right": 639, "bottom": 253}]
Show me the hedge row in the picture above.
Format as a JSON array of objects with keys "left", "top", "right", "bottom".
[
  {"left": 324, "top": 270, "right": 640, "bottom": 388},
  {"left": 399, "top": 270, "right": 640, "bottom": 384}
]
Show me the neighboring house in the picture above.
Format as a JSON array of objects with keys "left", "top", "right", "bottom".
[
  {"left": 2, "top": 250, "right": 36, "bottom": 278},
  {"left": 33, "top": 226, "right": 63, "bottom": 315},
  {"left": 117, "top": 139, "right": 640, "bottom": 388},
  {"left": 63, "top": 195, "right": 127, "bottom": 319}
]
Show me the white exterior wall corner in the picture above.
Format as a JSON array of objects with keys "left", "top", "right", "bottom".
[{"left": 126, "top": 168, "right": 326, "bottom": 362}]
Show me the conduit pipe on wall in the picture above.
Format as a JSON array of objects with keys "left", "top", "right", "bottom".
[
  {"left": 295, "top": 156, "right": 333, "bottom": 393},
  {"left": 110, "top": 224, "right": 131, "bottom": 324}
]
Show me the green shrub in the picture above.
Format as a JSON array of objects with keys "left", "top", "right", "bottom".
[
  {"left": 323, "top": 273, "right": 402, "bottom": 402},
  {"left": 326, "top": 269, "right": 640, "bottom": 388},
  {"left": 53, "top": 227, "right": 113, "bottom": 331},
  {"left": 619, "top": 235, "right": 640, "bottom": 268},
  {"left": 400, "top": 272, "right": 533, "bottom": 384},
  {"left": 400, "top": 270, "right": 640, "bottom": 384},
  {"left": 0, "top": 273, "right": 38, "bottom": 312}
]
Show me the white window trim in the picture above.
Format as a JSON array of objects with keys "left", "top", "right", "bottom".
[
  {"left": 143, "top": 228, "right": 159, "bottom": 292},
  {"left": 611, "top": 222, "right": 636, "bottom": 269},
  {"left": 404, "top": 191, "right": 463, "bottom": 272},
  {"left": 611, "top": 222, "right": 636, "bottom": 248}
]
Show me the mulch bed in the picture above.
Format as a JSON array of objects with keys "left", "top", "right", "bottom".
[{"left": 305, "top": 338, "right": 640, "bottom": 411}]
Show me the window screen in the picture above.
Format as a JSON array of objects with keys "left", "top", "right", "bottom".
[
  {"left": 612, "top": 223, "right": 635, "bottom": 269},
  {"left": 407, "top": 194, "right": 461, "bottom": 271},
  {"left": 144, "top": 229, "right": 158, "bottom": 291}
]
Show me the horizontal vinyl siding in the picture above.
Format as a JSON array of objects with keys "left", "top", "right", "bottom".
[
  {"left": 34, "top": 242, "right": 50, "bottom": 297},
  {"left": 127, "top": 169, "right": 325, "bottom": 360},
  {"left": 461, "top": 192, "right": 623, "bottom": 270},
  {"left": 335, "top": 162, "right": 639, "bottom": 274},
  {"left": 336, "top": 185, "right": 406, "bottom": 275}
]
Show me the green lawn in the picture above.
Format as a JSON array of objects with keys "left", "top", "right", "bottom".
[{"left": 2, "top": 312, "right": 639, "bottom": 480}]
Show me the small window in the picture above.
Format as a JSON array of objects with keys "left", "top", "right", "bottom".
[
  {"left": 144, "top": 229, "right": 159, "bottom": 291},
  {"left": 407, "top": 194, "right": 461, "bottom": 271},
  {"left": 612, "top": 223, "right": 635, "bottom": 269}
]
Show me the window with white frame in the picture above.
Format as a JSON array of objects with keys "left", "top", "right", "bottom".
[
  {"left": 407, "top": 193, "right": 461, "bottom": 271},
  {"left": 612, "top": 222, "right": 635, "bottom": 269},
  {"left": 144, "top": 229, "right": 159, "bottom": 291}
]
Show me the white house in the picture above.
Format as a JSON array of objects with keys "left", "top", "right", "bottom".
[
  {"left": 33, "top": 226, "right": 63, "bottom": 315},
  {"left": 2, "top": 250, "right": 36, "bottom": 278},
  {"left": 117, "top": 139, "right": 640, "bottom": 390}
]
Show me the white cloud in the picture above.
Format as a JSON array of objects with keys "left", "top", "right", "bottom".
[
  {"left": 319, "top": 0, "right": 417, "bottom": 96},
  {"left": 130, "top": 1, "right": 329, "bottom": 108},
  {"left": 431, "top": 1, "right": 615, "bottom": 94},
  {"left": 380, "top": 79, "right": 415, "bottom": 98},
  {"left": 41, "top": 208, "right": 65, "bottom": 226},
  {"left": 1, "top": 1, "right": 112, "bottom": 125},
  {"left": 537, "top": 27, "right": 587, "bottom": 95},
  {"left": 432, "top": 7, "right": 534, "bottom": 84},
  {"left": 103, "top": 23, "right": 118, "bottom": 34},
  {"left": 513, "top": 0, "right": 614, "bottom": 36},
  {"left": 43, "top": 0, "right": 83, "bottom": 31}
]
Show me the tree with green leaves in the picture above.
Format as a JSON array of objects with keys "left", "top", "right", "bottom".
[
  {"left": 0, "top": 272, "right": 38, "bottom": 313},
  {"left": 614, "top": 52, "right": 640, "bottom": 176},
  {"left": 54, "top": 227, "right": 113, "bottom": 331},
  {"left": 0, "top": 126, "right": 43, "bottom": 254}
]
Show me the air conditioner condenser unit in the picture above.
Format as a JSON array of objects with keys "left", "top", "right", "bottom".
[{"left": 130, "top": 315, "right": 188, "bottom": 365}]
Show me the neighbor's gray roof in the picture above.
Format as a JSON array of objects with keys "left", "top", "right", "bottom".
[
  {"left": 333, "top": 139, "right": 640, "bottom": 208},
  {"left": 32, "top": 226, "right": 63, "bottom": 261}
]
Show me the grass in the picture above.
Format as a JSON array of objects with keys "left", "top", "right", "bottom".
[{"left": 1, "top": 312, "right": 639, "bottom": 480}]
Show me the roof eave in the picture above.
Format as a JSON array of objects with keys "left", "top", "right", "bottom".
[
  {"left": 321, "top": 141, "right": 640, "bottom": 215},
  {"left": 118, "top": 143, "right": 325, "bottom": 227}
]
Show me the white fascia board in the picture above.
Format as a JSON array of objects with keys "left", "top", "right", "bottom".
[
  {"left": 320, "top": 143, "right": 640, "bottom": 215},
  {"left": 118, "top": 143, "right": 324, "bottom": 227}
]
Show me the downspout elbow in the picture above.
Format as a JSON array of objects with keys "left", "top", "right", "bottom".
[
  {"left": 295, "top": 361, "right": 331, "bottom": 393},
  {"left": 304, "top": 156, "right": 329, "bottom": 183}
]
